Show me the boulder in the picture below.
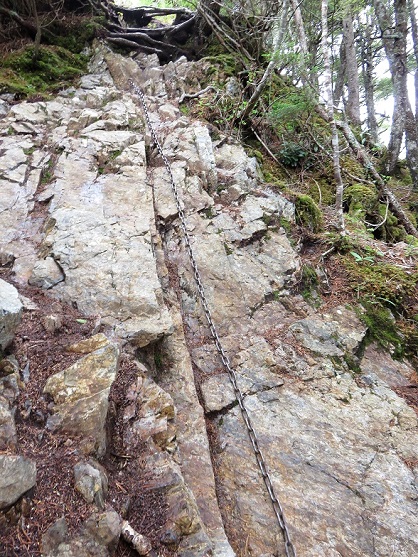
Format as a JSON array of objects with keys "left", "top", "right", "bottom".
[
  {"left": 44, "top": 339, "right": 119, "bottom": 456},
  {"left": 0, "top": 279, "right": 23, "bottom": 351},
  {"left": 0, "top": 455, "right": 36, "bottom": 510}
]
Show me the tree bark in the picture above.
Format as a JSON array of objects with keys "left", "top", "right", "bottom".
[
  {"left": 333, "top": 39, "right": 346, "bottom": 108},
  {"left": 342, "top": 12, "right": 361, "bottom": 127},
  {"left": 359, "top": 15, "right": 379, "bottom": 143},
  {"left": 373, "top": 0, "right": 408, "bottom": 174},
  {"left": 321, "top": 0, "right": 345, "bottom": 234},
  {"left": 408, "top": 0, "right": 418, "bottom": 127}
]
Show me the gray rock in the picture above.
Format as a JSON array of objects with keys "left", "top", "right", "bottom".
[
  {"left": 29, "top": 257, "right": 65, "bottom": 289},
  {"left": 0, "top": 279, "right": 23, "bottom": 351},
  {"left": 44, "top": 341, "right": 119, "bottom": 456},
  {"left": 0, "top": 399, "right": 17, "bottom": 450},
  {"left": 83, "top": 510, "right": 122, "bottom": 554},
  {"left": 200, "top": 374, "right": 235, "bottom": 413},
  {"left": 0, "top": 454, "right": 36, "bottom": 509},
  {"left": 9, "top": 102, "right": 48, "bottom": 124},
  {"left": 42, "top": 517, "right": 69, "bottom": 555},
  {"left": 74, "top": 461, "right": 108, "bottom": 509},
  {"left": 43, "top": 138, "right": 173, "bottom": 347}
]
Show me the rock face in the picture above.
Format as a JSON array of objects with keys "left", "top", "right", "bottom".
[
  {"left": 0, "top": 43, "right": 417, "bottom": 557},
  {"left": 0, "top": 279, "right": 23, "bottom": 351},
  {"left": 44, "top": 336, "right": 119, "bottom": 456},
  {"left": 0, "top": 455, "right": 36, "bottom": 510}
]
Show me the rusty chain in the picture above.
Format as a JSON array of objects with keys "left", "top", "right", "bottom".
[{"left": 129, "top": 78, "right": 296, "bottom": 557}]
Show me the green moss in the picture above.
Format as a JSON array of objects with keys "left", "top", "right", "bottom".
[
  {"left": 224, "top": 242, "right": 233, "bottom": 255},
  {"left": 359, "top": 302, "right": 404, "bottom": 357},
  {"left": 344, "top": 258, "right": 418, "bottom": 307},
  {"left": 299, "top": 264, "right": 320, "bottom": 306},
  {"left": 344, "top": 184, "right": 378, "bottom": 215},
  {"left": 375, "top": 206, "right": 406, "bottom": 243},
  {"left": 0, "top": 45, "right": 87, "bottom": 96},
  {"left": 50, "top": 18, "right": 105, "bottom": 53},
  {"left": 294, "top": 193, "right": 323, "bottom": 232}
]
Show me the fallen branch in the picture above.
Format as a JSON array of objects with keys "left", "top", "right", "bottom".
[
  {"left": 107, "top": 37, "right": 163, "bottom": 55},
  {"left": 178, "top": 85, "right": 218, "bottom": 103},
  {"left": 121, "top": 521, "right": 152, "bottom": 555}
]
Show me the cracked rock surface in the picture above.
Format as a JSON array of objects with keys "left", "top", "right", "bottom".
[{"left": 0, "top": 43, "right": 417, "bottom": 557}]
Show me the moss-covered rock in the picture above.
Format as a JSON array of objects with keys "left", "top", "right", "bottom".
[
  {"left": 344, "top": 184, "right": 378, "bottom": 215},
  {"left": 0, "top": 45, "right": 87, "bottom": 96},
  {"left": 294, "top": 193, "right": 323, "bottom": 232}
]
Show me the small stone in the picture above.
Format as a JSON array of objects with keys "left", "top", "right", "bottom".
[
  {"left": 0, "top": 400, "right": 17, "bottom": 450},
  {"left": 0, "top": 356, "right": 19, "bottom": 377},
  {"left": 67, "top": 334, "right": 109, "bottom": 354},
  {"left": 28, "top": 257, "right": 65, "bottom": 289},
  {"left": 0, "top": 455, "right": 36, "bottom": 510},
  {"left": 42, "top": 314, "right": 63, "bottom": 333},
  {"left": 74, "top": 460, "right": 108, "bottom": 509},
  {"left": 200, "top": 374, "right": 235, "bottom": 413},
  {"left": 83, "top": 510, "right": 122, "bottom": 553},
  {"left": 44, "top": 342, "right": 119, "bottom": 456}
]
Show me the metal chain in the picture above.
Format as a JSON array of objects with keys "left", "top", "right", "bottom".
[{"left": 129, "top": 78, "right": 296, "bottom": 557}]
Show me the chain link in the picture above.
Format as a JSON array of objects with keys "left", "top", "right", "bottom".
[{"left": 129, "top": 78, "right": 296, "bottom": 557}]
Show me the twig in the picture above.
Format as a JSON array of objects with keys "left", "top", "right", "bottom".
[
  {"left": 251, "top": 127, "right": 292, "bottom": 178},
  {"left": 342, "top": 167, "right": 376, "bottom": 186},
  {"left": 365, "top": 197, "right": 389, "bottom": 230}
]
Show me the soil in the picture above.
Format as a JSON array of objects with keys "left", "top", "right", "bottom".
[{"left": 0, "top": 269, "right": 175, "bottom": 557}]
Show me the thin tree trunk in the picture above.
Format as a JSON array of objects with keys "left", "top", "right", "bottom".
[
  {"left": 359, "top": 16, "right": 379, "bottom": 143},
  {"left": 333, "top": 39, "right": 346, "bottom": 108},
  {"left": 290, "top": 0, "right": 310, "bottom": 86},
  {"left": 321, "top": 0, "right": 345, "bottom": 234},
  {"left": 342, "top": 12, "right": 361, "bottom": 127},
  {"left": 405, "top": 99, "right": 418, "bottom": 190}
]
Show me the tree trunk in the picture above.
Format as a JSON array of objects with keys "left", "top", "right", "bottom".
[
  {"left": 333, "top": 39, "right": 346, "bottom": 108},
  {"left": 321, "top": 0, "right": 345, "bottom": 234},
  {"left": 408, "top": 0, "right": 418, "bottom": 127},
  {"left": 405, "top": 99, "right": 418, "bottom": 190},
  {"left": 342, "top": 12, "right": 361, "bottom": 127},
  {"left": 290, "top": 0, "right": 310, "bottom": 86},
  {"left": 359, "top": 16, "right": 379, "bottom": 143},
  {"left": 373, "top": 0, "right": 408, "bottom": 174}
]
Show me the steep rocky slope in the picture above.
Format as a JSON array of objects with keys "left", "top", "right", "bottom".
[{"left": 0, "top": 44, "right": 417, "bottom": 557}]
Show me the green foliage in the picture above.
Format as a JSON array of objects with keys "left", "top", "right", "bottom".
[
  {"left": 268, "top": 90, "right": 313, "bottom": 130},
  {"left": 278, "top": 141, "right": 309, "bottom": 168},
  {"left": 0, "top": 45, "right": 87, "bottom": 96},
  {"left": 375, "top": 77, "right": 393, "bottom": 101},
  {"left": 294, "top": 194, "right": 323, "bottom": 232}
]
